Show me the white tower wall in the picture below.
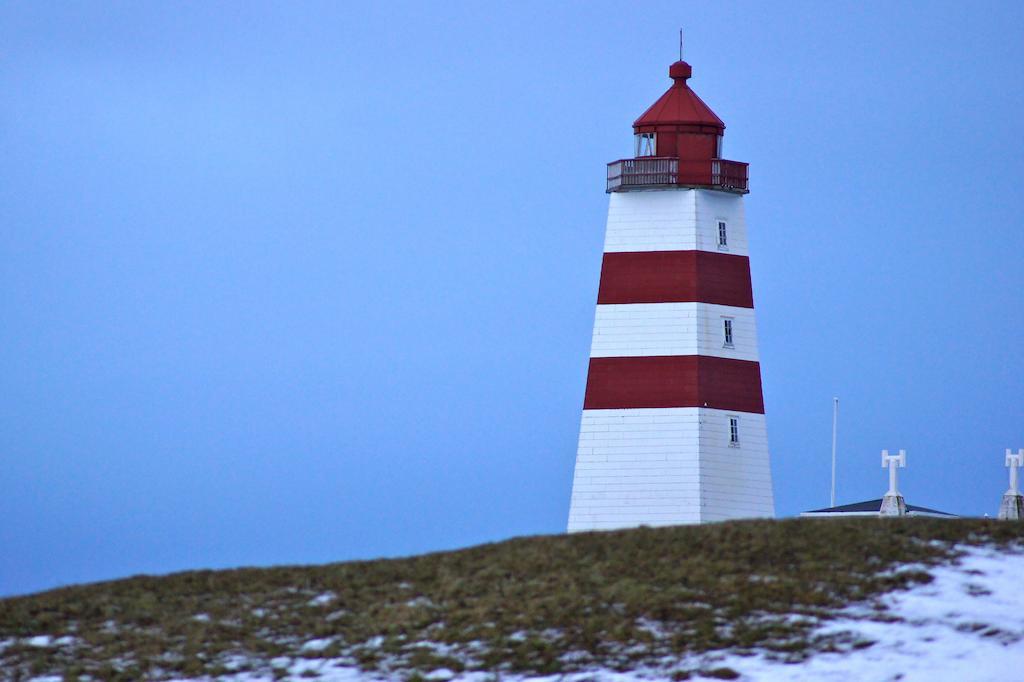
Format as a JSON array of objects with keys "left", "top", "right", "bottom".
[
  {"left": 568, "top": 408, "right": 773, "bottom": 530},
  {"left": 603, "top": 189, "right": 749, "bottom": 254},
  {"left": 568, "top": 188, "right": 774, "bottom": 531}
]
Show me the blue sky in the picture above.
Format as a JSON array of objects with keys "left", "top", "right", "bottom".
[{"left": 2, "top": 1, "right": 1022, "bottom": 597}]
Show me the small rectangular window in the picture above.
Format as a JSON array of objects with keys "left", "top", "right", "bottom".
[
  {"left": 635, "top": 132, "right": 656, "bottom": 157},
  {"left": 723, "top": 318, "right": 734, "bottom": 347},
  {"left": 718, "top": 220, "right": 728, "bottom": 248},
  {"left": 729, "top": 417, "right": 740, "bottom": 446}
]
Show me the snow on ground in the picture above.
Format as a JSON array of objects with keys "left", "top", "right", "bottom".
[
  {"left": 21, "top": 634, "right": 78, "bottom": 649},
  {"left": 709, "top": 543, "right": 1024, "bottom": 681},
  {"left": 154, "top": 545, "right": 1024, "bottom": 682},
  {"left": 309, "top": 592, "right": 338, "bottom": 607},
  {"left": 301, "top": 638, "right": 336, "bottom": 652}
]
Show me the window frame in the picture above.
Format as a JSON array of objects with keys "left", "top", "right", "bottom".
[
  {"left": 717, "top": 219, "right": 729, "bottom": 250},
  {"left": 634, "top": 132, "right": 657, "bottom": 157},
  {"left": 728, "top": 416, "right": 740, "bottom": 447},
  {"left": 722, "top": 317, "right": 734, "bottom": 348}
]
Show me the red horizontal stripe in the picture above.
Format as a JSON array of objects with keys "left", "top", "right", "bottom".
[
  {"left": 597, "top": 250, "right": 753, "bottom": 307},
  {"left": 583, "top": 355, "right": 765, "bottom": 413}
]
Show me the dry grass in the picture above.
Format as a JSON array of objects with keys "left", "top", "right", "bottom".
[{"left": 1, "top": 518, "right": 1022, "bottom": 681}]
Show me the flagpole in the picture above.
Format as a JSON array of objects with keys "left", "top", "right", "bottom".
[{"left": 831, "top": 397, "right": 838, "bottom": 507}]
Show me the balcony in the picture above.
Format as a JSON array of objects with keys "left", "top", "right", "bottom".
[{"left": 606, "top": 157, "right": 749, "bottom": 194}]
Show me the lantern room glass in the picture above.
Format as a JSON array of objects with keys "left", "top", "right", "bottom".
[{"left": 634, "top": 133, "right": 656, "bottom": 157}]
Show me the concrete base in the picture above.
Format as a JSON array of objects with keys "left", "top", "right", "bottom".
[
  {"left": 998, "top": 493, "right": 1024, "bottom": 520},
  {"left": 879, "top": 493, "right": 907, "bottom": 517}
]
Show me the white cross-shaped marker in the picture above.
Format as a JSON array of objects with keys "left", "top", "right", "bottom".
[
  {"left": 1006, "top": 449, "right": 1024, "bottom": 495},
  {"left": 881, "top": 449, "right": 906, "bottom": 496}
]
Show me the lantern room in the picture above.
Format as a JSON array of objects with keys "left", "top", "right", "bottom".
[{"left": 607, "top": 60, "right": 748, "bottom": 194}]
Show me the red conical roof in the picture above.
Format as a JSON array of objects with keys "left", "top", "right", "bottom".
[{"left": 633, "top": 61, "right": 724, "bottom": 130}]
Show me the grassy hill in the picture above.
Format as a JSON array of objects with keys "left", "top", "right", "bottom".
[{"left": 1, "top": 518, "right": 1022, "bottom": 681}]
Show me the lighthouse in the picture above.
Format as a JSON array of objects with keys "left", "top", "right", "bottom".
[{"left": 567, "top": 58, "right": 774, "bottom": 531}]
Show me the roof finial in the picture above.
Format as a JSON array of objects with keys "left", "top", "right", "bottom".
[{"left": 679, "top": 28, "right": 684, "bottom": 61}]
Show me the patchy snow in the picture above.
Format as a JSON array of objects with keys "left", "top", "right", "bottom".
[
  {"left": 269, "top": 655, "right": 291, "bottom": 669},
  {"left": 26, "top": 635, "right": 54, "bottom": 647},
  {"left": 362, "top": 635, "right": 384, "bottom": 649},
  {"left": 309, "top": 591, "right": 337, "bottom": 607},
  {"left": 301, "top": 637, "right": 335, "bottom": 652},
  {"left": 96, "top": 544, "right": 1024, "bottom": 682},
  {"left": 711, "top": 543, "right": 1024, "bottom": 681},
  {"left": 405, "top": 595, "right": 434, "bottom": 608},
  {"left": 634, "top": 617, "right": 671, "bottom": 640}
]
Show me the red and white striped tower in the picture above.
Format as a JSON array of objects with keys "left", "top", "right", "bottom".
[{"left": 568, "top": 59, "right": 774, "bottom": 531}]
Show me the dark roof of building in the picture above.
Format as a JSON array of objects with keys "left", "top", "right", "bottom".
[{"left": 803, "top": 498, "right": 957, "bottom": 516}]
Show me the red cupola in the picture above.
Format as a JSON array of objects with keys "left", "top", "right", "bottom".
[
  {"left": 607, "top": 60, "right": 748, "bottom": 193},
  {"left": 633, "top": 60, "right": 724, "bottom": 160}
]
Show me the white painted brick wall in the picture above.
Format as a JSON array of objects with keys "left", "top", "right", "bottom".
[
  {"left": 603, "top": 189, "right": 748, "bottom": 255},
  {"left": 589, "top": 303, "right": 759, "bottom": 361},
  {"left": 568, "top": 408, "right": 774, "bottom": 531}
]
